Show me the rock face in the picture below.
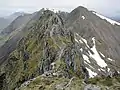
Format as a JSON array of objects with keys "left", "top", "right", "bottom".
[{"left": 0, "top": 7, "right": 120, "bottom": 90}]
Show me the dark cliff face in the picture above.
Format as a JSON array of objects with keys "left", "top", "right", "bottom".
[{"left": 0, "top": 7, "right": 120, "bottom": 90}]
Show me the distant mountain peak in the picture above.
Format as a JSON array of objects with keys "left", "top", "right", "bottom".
[{"left": 73, "top": 6, "right": 88, "bottom": 12}]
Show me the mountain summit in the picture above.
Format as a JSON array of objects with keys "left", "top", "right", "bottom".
[{"left": 0, "top": 7, "right": 120, "bottom": 90}]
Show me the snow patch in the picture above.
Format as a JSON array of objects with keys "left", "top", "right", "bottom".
[
  {"left": 79, "top": 39, "right": 83, "bottom": 43},
  {"left": 89, "top": 37, "right": 107, "bottom": 67},
  {"left": 108, "top": 58, "right": 113, "bottom": 61},
  {"left": 81, "top": 38, "right": 89, "bottom": 48},
  {"left": 93, "top": 12, "right": 120, "bottom": 25},
  {"left": 85, "top": 62, "right": 94, "bottom": 69},
  {"left": 99, "top": 52, "right": 105, "bottom": 58},
  {"left": 86, "top": 68, "right": 97, "bottom": 78},
  {"left": 82, "top": 54, "right": 90, "bottom": 63},
  {"left": 82, "top": 16, "right": 85, "bottom": 19},
  {"left": 80, "top": 48, "right": 83, "bottom": 52},
  {"left": 75, "top": 33, "right": 83, "bottom": 44},
  {"left": 75, "top": 33, "right": 79, "bottom": 36},
  {"left": 75, "top": 38, "right": 79, "bottom": 43},
  {"left": 108, "top": 68, "right": 110, "bottom": 72}
]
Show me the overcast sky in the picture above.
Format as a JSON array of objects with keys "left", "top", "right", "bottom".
[{"left": 0, "top": 0, "right": 120, "bottom": 17}]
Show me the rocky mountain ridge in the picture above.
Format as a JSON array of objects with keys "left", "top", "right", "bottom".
[{"left": 0, "top": 6, "right": 120, "bottom": 90}]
